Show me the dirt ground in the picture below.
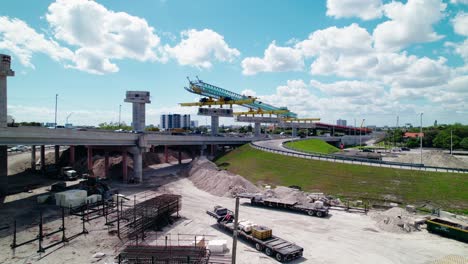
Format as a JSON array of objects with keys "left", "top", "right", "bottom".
[
  {"left": 382, "top": 149, "right": 468, "bottom": 168},
  {"left": 0, "top": 160, "right": 466, "bottom": 264}
]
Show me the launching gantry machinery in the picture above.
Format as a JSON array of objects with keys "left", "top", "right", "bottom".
[{"left": 180, "top": 77, "right": 321, "bottom": 137}]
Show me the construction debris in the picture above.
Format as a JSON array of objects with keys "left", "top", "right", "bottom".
[
  {"left": 185, "top": 157, "right": 260, "bottom": 197},
  {"left": 370, "top": 207, "right": 422, "bottom": 233}
]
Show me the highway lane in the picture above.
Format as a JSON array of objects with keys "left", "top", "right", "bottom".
[{"left": 252, "top": 138, "right": 467, "bottom": 173}]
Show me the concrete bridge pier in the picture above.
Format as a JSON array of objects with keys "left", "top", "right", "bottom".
[
  {"left": 122, "top": 151, "right": 128, "bottom": 183},
  {"left": 0, "top": 54, "right": 14, "bottom": 195},
  {"left": 31, "top": 145, "right": 36, "bottom": 172},
  {"left": 104, "top": 151, "right": 109, "bottom": 178},
  {"left": 200, "top": 144, "right": 206, "bottom": 157},
  {"left": 54, "top": 145, "right": 60, "bottom": 168},
  {"left": 87, "top": 146, "right": 93, "bottom": 174},
  {"left": 130, "top": 147, "right": 143, "bottom": 183},
  {"left": 0, "top": 146, "right": 6, "bottom": 195},
  {"left": 40, "top": 145, "right": 45, "bottom": 174},
  {"left": 254, "top": 122, "right": 261, "bottom": 137},
  {"left": 211, "top": 116, "right": 219, "bottom": 136},
  {"left": 164, "top": 145, "right": 169, "bottom": 163},
  {"left": 69, "top": 145, "right": 75, "bottom": 167},
  {"left": 292, "top": 127, "right": 298, "bottom": 137}
]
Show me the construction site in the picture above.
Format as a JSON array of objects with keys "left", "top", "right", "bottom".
[{"left": 1, "top": 54, "right": 467, "bottom": 263}]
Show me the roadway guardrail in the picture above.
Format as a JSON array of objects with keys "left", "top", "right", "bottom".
[{"left": 250, "top": 141, "right": 468, "bottom": 174}]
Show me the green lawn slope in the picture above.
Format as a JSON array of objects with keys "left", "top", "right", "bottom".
[
  {"left": 285, "top": 138, "right": 339, "bottom": 154},
  {"left": 216, "top": 145, "right": 468, "bottom": 213}
]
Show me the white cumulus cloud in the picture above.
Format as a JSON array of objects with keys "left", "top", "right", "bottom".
[
  {"left": 165, "top": 29, "right": 240, "bottom": 68},
  {"left": 46, "top": 0, "right": 163, "bottom": 74},
  {"left": 326, "top": 0, "right": 383, "bottom": 20},
  {"left": 452, "top": 12, "right": 468, "bottom": 36},
  {"left": 373, "top": 0, "right": 446, "bottom": 51},
  {"left": 241, "top": 42, "right": 303, "bottom": 75},
  {"left": 0, "top": 16, "right": 74, "bottom": 69}
]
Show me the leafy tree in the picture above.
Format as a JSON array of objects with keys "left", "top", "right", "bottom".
[
  {"left": 433, "top": 131, "right": 460, "bottom": 149},
  {"left": 98, "top": 122, "right": 132, "bottom": 131},
  {"left": 459, "top": 137, "right": 468, "bottom": 150},
  {"left": 406, "top": 138, "right": 420, "bottom": 148}
]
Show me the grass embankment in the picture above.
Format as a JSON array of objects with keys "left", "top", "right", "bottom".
[
  {"left": 216, "top": 145, "right": 468, "bottom": 213},
  {"left": 285, "top": 139, "right": 339, "bottom": 154}
]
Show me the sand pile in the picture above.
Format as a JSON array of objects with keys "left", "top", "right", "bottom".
[
  {"left": 370, "top": 207, "right": 420, "bottom": 233},
  {"left": 384, "top": 150, "right": 468, "bottom": 168},
  {"left": 186, "top": 157, "right": 260, "bottom": 197},
  {"left": 265, "top": 186, "right": 310, "bottom": 204}
]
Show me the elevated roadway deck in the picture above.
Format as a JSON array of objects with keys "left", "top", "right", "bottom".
[{"left": 0, "top": 127, "right": 253, "bottom": 146}]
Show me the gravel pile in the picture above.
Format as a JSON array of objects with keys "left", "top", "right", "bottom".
[
  {"left": 370, "top": 207, "right": 419, "bottom": 233},
  {"left": 186, "top": 157, "right": 260, "bottom": 197},
  {"left": 383, "top": 150, "right": 468, "bottom": 168},
  {"left": 264, "top": 186, "right": 311, "bottom": 204}
]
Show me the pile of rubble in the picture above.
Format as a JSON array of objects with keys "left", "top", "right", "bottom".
[
  {"left": 185, "top": 157, "right": 260, "bottom": 197},
  {"left": 370, "top": 207, "right": 423, "bottom": 233}
]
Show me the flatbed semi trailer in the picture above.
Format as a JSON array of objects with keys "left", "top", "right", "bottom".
[
  {"left": 237, "top": 193, "right": 329, "bottom": 217},
  {"left": 206, "top": 206, "right": 303, "bottom": 262}
]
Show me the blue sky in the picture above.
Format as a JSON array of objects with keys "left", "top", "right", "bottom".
[{"left": 1, "top": 0, "right": 467, "bottom": 127}]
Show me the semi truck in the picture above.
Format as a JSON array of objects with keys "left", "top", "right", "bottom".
[
  {"left": 206, "top": 206, "right": 303, "bottom": 262},
  {"left": 237, "top": 193, "right": 330, "bottom": 217}
]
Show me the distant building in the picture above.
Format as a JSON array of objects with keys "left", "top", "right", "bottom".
[
  {"left": 190, "top": 120, "right": 199, "bottom": 127},
  {"left": 182, "top": 114, "right": 191, "bottom": 129},
  {"left": 336, "top": 119, "right": 347, "bottom": 126},
  {"left": 160, "top": 114, "right": 185, "bottom": 130}
]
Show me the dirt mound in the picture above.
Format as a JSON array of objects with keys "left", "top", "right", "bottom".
[
  {"left": 370, "top": 207, "right": 420, "bottom": 233},
  {"left": 384, "top": 150, "right": 468, "bottom": 169},
  {"left": 264, "top": 186, "right": 311, "bottom": 204},
  {"left": 186, "top": 157, "right": 260, "bottom": 197}
]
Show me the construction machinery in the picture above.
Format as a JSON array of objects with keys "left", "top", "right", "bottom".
[
  {"left": 207, "top": 206, "right": 304, "bottom": 262},
  {"left": 184, "top": 77, "right": 296, "bottom": 118}
]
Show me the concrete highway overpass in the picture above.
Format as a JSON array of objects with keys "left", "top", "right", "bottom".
[{"left": 0, "top": 127, "right": 254, "bottom": 195}]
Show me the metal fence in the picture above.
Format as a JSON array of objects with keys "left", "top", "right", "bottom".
[{"left": 250, "top": 142, "right": 468, "bottom": 174}]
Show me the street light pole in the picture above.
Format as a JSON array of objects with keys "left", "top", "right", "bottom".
[
  {"left": 54, "top": 94, "right": 58, "bottom": 128},
  {"left": 450, "top": 129, "right": 453, "bottom": 155},
  {"left": 118, "top": 104, "right": 122, "bottom": 128},
  {"left": 420, "top": 113, "right": 423, "bottom": 164}
]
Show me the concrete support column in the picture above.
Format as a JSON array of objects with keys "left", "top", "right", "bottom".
[
  {"left": 211, "top": 116, "right": 219, "bottom": 136},
  {"left": 87, "top": 146, "right": 93, "bottom": 173},
  {"left": 40, "top": 145, "right": 46, "bottom": 174},
  {"left": 164, "top": 145, "right": 169, "bottom": 163},
  {"left": 132, "top": 148, "right": 143, "bottom": 183},
  {"left": 254, "top": 122, "right": 261, "bottom": 137},
  {"left": 122, "top": 151, "right": 128, "bottom": 183},
  {"left": 104, "top": 152, "right": 109, "bottom": 179},
  {"left": 54, "top": 145, "right": 60, "bottom": 168},
  {"left": 31, "top": 145, "right": 36, "bottom": 172},
  {"left": 292, "top": 127, "right": 298, "bottom": 138},
  {"left": 178, "top": 149, "right": 182, "bottom": 165},
  {"left": 0, "top": 146, "right": 7, "bottom": 195},
  {"left": 69, "top": 145, "right": 75, "bottom": 166},
  {"left": 200, "top": 145, "right": 206, "bottom": 157}
]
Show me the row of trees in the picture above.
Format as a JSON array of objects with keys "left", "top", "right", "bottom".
[{"left": 384, "top": 123, "right": 468, "bottom": 150}]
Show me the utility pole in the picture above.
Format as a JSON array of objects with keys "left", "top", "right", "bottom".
[
  {"left": 420, "top": 113, "right": 423, "bottom": 164},
  {"left": 118, "top": 104, "right": 122, "bottom": 128},
  {"left": 450, "top": 129, "right": 453, "bottom": 155},
  {"left": 232, "top": 197, "right": 240, "bottom": 264},
  {"left": 54, "top": 94, "right": 58, "bottom": 128}
]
